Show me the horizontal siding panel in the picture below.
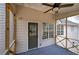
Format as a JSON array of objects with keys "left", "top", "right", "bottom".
[{"left": 0, "top": 3, "right": 5, "bottom": 55}]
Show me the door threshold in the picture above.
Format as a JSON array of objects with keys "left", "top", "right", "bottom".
[{"left": 28, "top": 47, "right": 38, "bottom": 51}]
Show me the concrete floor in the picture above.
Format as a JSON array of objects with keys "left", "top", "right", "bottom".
[{"left": 17, "top": 44, "right": 76, "bottom": 55}]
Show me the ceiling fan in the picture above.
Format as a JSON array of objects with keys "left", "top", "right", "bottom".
[{"left": 42, "top": 3, "right": 74, "bottom": 14}]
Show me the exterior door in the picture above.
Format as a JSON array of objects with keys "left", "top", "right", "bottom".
[{"left": 28, "top": 23, "right": 38, "bottom": 49}]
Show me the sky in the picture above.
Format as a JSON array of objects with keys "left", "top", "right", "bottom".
[{"left": 68, "top": 15, "right": 79, "bottom": 24}]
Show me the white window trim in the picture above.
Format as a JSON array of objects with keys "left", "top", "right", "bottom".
[{"left": 43, "top": 23, "right": 54, "bottom": 39}]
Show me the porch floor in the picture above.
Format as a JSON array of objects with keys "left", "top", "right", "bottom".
[{"left": 17, "top": 44, "right": 76, "bottom": 55}]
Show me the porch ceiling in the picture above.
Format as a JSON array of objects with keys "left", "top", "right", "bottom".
[{"left": 16, "top": 3, "right": 79, "bottom": 14}]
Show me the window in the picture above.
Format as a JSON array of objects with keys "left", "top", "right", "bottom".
[
  {"left": 42, "top": 23, "right": 48, "bottom": 39},
  {"left": 57, "top": 25, "right": 64, "bottom": 35},
  {"left": 49, "top": 24, "right": 54, "bottom": 38},
  {"left": 42, "top": 23, "right": 54, "bottom": 39}
]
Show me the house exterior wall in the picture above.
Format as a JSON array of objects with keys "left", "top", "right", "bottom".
[
  {"left": 0, "top": 3, "right": 5, "bottom": 55},
  {"left": 16, "top": 5, "right": 55, "bottom": 54},
  {"left": 57, "top": 25, "right": 78, "bottom": 49},
  {"left": 64, "top": 25, "right": 79, "bottom": 54},
  {"left": 56, "top": 25, "right": 79, "bottom": 39},
  {"left": 58, "top": 25, "right": 78, "bottom": 40},
  {"left": 62, "top": 25, "right": 78, "bottom": 39}
]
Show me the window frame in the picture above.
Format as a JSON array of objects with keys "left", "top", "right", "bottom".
[
  {"left": 42, "top": 23, "right": 54, "bottom": 39},
  {"left": 57, "top": 24, "right": 64, "bottom": 35}
]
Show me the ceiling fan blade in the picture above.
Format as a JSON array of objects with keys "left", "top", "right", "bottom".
[
  {"left": 44, "top": 8, "right": 53, "bottom": 13},
  {"left": 59, "top": 4, "right": 74, "bottom": 8},
  {"left": 42, "top": 3, "right": 53, "bottom": 7}
]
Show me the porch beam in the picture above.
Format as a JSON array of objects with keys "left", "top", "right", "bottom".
[
  {"left": 5, "top": 3, "right": 16, "bottom": 55},
  {"left": 14, "top": 14, "right": 16, "bottom": 54},
  {"left": 66, "top": 17, "right": 68, "bottom": 49},
  {"left": 55, "top": 18, "right": 56, "bottom": 45},
  {"left": 5, "top": 4, "right": 10, "bottom": 54}
]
